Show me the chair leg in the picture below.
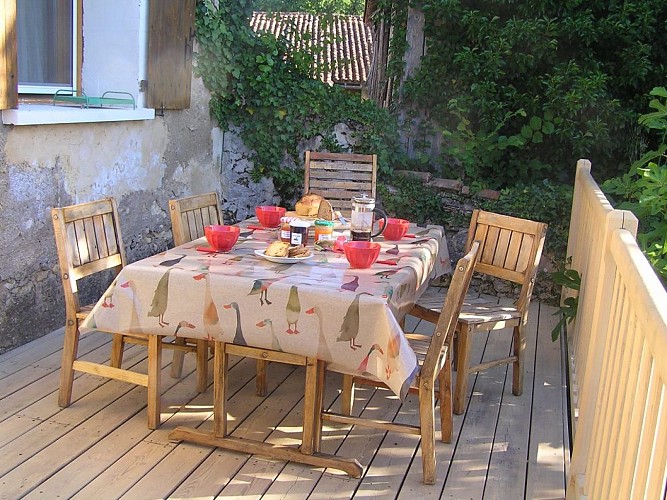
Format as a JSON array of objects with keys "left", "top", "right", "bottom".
[
  {"left": 439, "top": 351, "right": 453, "bottom": 443},
  {"left": 454, "top": 324, "right": 472, "bottom": 415},
  {"left": 512, "top": 325, "right": 524, "bottom": 396},
  {"left": 195, "top": 339, "right": 208, "bottom": 393},
  {"left": 111, "top": 333, "right": 125, "bottom": 368},
  {"left": 170, "top": 337, "right": 187, "bottom": 379},
  {"left": 146, "top": 335, "right": 162, "bottom": 430},
  {"left": 256, "top": 359, "right": 268, "bottom": 396},
  {"left": 58, "top": 320, "right": 79, "bottom": 408},
  {"left": 419, "top": 381, "right": 437, "bottom": 485},
  {"left": 341, "top": 374, "right": 355, "bottom": 415}
]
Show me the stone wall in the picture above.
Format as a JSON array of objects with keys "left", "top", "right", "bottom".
[{"left": 0, "top": 76, "right": 280, "bottom": 353}]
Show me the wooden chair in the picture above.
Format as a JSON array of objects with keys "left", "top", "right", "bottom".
[
  {"left": 411, "top": 210, "right": 547, "bottom": 414},
  {"left": 52, "top": 198, "right": 208, "bottom": 429},
  {"left": 304, "top": 151, "right": 377, "bottom": 217},
  {"left": 315, "top": 242, "right": 480, "bottom": 484},
  {"left": 168, "top": 191, "right": 222, "bottom": 247}
]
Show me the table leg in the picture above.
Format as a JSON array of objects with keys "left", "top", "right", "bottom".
[{"left": 168, "top": 350, "right": 362, "bottom": 478}]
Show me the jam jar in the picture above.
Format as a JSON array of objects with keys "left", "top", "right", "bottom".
[
  {"left": 279, "top": 217, "right": 291, "bottom": 243},
  {"left": 289, "top": 220, "right": 310, "bottom": 246},
  {"left": 314, "top": 219, "right": 334, "bottom": 243}
]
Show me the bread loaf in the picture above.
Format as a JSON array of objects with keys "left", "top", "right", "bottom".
[
  {"left": 316, "top": 198, "right": 334, "bottom": 221},
  {"left": 295, "top": 193, "right": 323, "bottom": 217}
]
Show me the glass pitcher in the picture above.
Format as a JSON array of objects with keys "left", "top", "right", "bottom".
[{"left": 350, "top": 194, "right": 387, "bottom": 241}]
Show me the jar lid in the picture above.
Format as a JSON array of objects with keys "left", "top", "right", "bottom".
[
  {"left": 353, "top": 193, "right": 375, "bottom": 204},
  {"left": 314, "top": 219, "right": 334, "bottom": 227},
  {"left": 289, "top": 219, "right": 311, "bottom": 228}
]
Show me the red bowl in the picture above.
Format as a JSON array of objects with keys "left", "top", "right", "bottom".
[
  {"left": 343, "top": 241, "right": 381, "bottom": 269},
  {"left": 380, "top": 218, "right": 410, "bottom": 241},
  {"left": 204, "top": 225, "right": 240, "bottom": 252},
  {"left": 255, "top": 206, "right": 286, "bottom": 228}
]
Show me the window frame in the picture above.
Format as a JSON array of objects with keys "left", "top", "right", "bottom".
[{"left": 17, "top": 0, "right": 81, "bottom": 95}]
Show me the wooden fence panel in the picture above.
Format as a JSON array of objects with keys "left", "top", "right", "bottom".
[{"left": 565, "top": 161, "right": 667, "bottom": 500}]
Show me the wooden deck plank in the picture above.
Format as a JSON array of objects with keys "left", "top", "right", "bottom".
[
  {"left": 441, "top": 297, "right": 515, "bottom": 499},
  {"left": 0, "top": 302, "right": 568, "bottom": 499},
  {"left": 71, "top": 357, "right": 252, "bottom": 499},
  {"left": 21, "top": 356, "right": 205, "bottom": 499},
  {"left": 482, "top": 301, "right": 539, "bottom": 499},
  {"left": 525, "top": 303, "right": 568, "bottom": 499},
  {"left": 0, "top": 351, "right": 203, "bottom": 499},
  {"left": 119, "top": 361, "right": 299, "bottom": 499},
  {"left": 0, "top": 327, "right": 64, "bottom": 378}
]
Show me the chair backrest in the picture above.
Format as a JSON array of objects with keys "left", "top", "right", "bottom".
[
  {"left": 304, "top": 151, "right": 377, "bottom": 216},
  {"left": 421, "top": 241, "right": 480, "bottom": 381},
  {"left": 465, "top": 209, "right": 547, "bottom": 312},
  {"left": 169, "top": 192, "right": 222, "bottom": 246},
  {"left": 51, "top": 198, "right": 127, "bottom": 315}
]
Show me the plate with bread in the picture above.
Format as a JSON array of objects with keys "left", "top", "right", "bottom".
[{"left": 255, "top": 241, "right": 314, "bottom": 264}]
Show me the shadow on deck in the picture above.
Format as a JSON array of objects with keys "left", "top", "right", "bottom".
[{"left": 0, "top": 301, "right": 568, "bottom": 499}]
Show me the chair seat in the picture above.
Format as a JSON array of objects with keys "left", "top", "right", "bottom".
[{"left": 414, "top": 289, "right": 521, "bottom": 327}]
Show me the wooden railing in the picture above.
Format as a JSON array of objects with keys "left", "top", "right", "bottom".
[{"left": 565, "top": 160, "right": 667, "bottom": 499}]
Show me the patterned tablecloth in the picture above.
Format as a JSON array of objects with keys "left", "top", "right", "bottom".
[{"left": 80, "top": 219, "right": 450, "bottom": 399}]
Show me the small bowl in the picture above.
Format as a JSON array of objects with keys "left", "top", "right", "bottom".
[
  {"left": 380, "top": 218, "right": 410, "bottom": 241},
  {"left": 343, "top": 241, "right": 381, "bottom": 269},
  {"left": 204, "top": 225, "right": 240, "bottom": 252},
  {"left": 255, "top": 206, "right": 287, "bottom": 228}
]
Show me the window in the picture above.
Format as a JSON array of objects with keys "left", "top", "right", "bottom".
[
  {"left": 17, "top": 0, "right": 78, "bottom": 94},
  {"left": 1, "top": 0, "right": 195, "bottom": 123}
]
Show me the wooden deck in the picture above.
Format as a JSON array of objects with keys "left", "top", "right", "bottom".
[{"left": 0, "top": 302, "right": 568, "bottom": 499}]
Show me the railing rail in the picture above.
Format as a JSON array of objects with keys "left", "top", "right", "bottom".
[{"left": 565, "top": 160, "right": 667, "bottom": 499}]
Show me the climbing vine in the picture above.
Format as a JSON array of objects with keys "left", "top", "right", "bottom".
[{"left": 194, "top": 0, "right": 402, "bottom": 203}]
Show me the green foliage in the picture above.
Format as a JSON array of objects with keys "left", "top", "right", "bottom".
[
  {"left": 395, "top": 0, "right": 666, "bottom": 187},
  {"left": 195, "top": 0, "right": 401, "bottom": 204},
  {"left": 603, "top": 87, "right": 667, "bottom": 283},
  {"left": 377, "top": 175, "right": 469, "bottom": 228},
  {"left": 252, "top": 0, "right": 364, "bottom": 15},
  {"left": 549, "top": 265, "right": 581, "bottom": 341}
]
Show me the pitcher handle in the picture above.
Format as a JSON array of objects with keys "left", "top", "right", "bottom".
[{"left": 371, "top": 208, "right": 388, "bottom": 238}]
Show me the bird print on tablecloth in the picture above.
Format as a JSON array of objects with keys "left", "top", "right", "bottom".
[
  {"left": 285, "top": 285, "right": 301, "bottom": 334},
  {"left": 249, "top": 278, "right": 282, "bottom": 305},
  {"left": 357, "top": 343, "right": 384, "bottom": 376},
  {"left": 119, "top": 280, "right": 145, "bottom": 334},
  {"left": 157, "top": 254, "right": 187, "bottom": 267},
  {"left": 174, "top": 320, "right": 196, "bottom": 336},
  {"left": 374, "top": 269, "right": 400, "bottom": 280},
  {"left": 337, "top": 292, "right": 371, "bottom": 350},
  {"left": 148, "top": 268, "right": 175, "bottom": 327},
  {"left": 223, "top": 302, "right": 246, "bottom": 345},
  {"left": 193, "top": 271, "right": 222, "bottom": 339},
  {"left": 239, "top": 229, "right": 256, "bottom": 239},
  {"left": 385, "top": 329, "right": 401, "bottom": 380},
  {"left": 305, "top": 306, "right": 332, "bottom": 361},
  {"left": 256, "top": 319, "right": 282, "bottom": 351},
  {"left": 341, "top": 275, "right": 359, "bottom": 292},
  {"left": 386, "top": 244, "right": 400, "bottom": 255}
]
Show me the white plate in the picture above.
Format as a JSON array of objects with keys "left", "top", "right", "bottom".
[{"left": 254, "top": 249, "right": 314, "bottom": 264}]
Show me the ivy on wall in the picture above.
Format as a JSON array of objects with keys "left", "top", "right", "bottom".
[{"left": 194, "top": 0, "right": 403, "bottom": 203}]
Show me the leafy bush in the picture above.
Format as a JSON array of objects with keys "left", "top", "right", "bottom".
[
  {"left": 195, "top": 0, "right": 402, "bottom": 203},
  {"left": 392, "top": 0, "right": 667, "bottom": 187},
  {"left": 602, "top": 87, "right": 667, "bottom": 284}
]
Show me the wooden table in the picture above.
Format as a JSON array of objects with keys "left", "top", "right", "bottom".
[{"left": 80, "top": 218, "right": 449, "bottom": 475}]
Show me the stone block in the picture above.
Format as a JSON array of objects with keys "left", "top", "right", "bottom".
[
  {"left": 394, "top": 170, "right": 431, "bottom": 183},
  {"left": 476, "top": 189, "right": 501, "bottom": 200},
  {"left": 431, "top": 178, "right": 463, "bottom": 192}
]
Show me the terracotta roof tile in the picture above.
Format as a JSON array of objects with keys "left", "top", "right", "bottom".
[{"left": 250, "top": 12, "right": 372, "bottom": 87}]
